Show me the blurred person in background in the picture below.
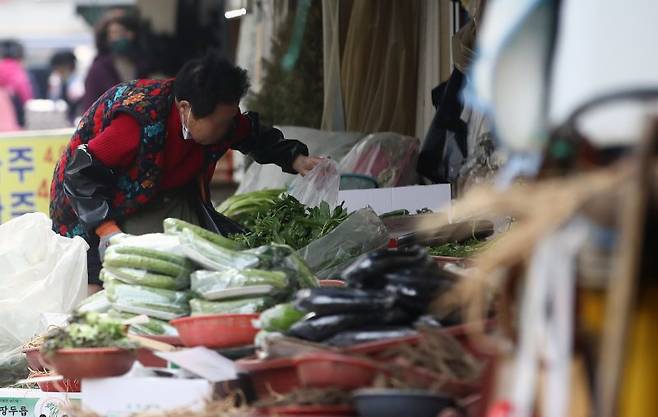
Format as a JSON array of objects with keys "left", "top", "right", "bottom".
[
  {"left": 0, "top": 40, "right": 34, "bottom": 127},
  {"left": 49, "top": 50, "right": 85, "bottom": 124},
  {"left": 81, "top": 10, "right": 148, "bottom": 112}
]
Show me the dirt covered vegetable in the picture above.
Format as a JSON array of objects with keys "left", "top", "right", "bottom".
[
  {"left": 229, "top": 194, "right": 348, "bottom": 250},
  {"left": 41, "top": 312, "right": 137, "bottom": 353},
  {"left": 105, "top": 281, "right": 191, "bottom": 321}
]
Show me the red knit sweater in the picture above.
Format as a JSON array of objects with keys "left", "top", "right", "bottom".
[{"left": 88, "top": 102, "right": 250, "bottom": 189}]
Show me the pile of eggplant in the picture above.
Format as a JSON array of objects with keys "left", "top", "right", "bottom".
[{"left": 287, "top": 246, "right": 458, "bottom": 346}]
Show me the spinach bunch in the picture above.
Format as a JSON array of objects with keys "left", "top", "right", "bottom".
[{"left": 233, "top": 195, "right": 348, "bottom": 249}]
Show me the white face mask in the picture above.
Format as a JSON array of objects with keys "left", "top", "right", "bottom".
[{"left": 181, "top": 107, "right": 192, "bottom": 140}]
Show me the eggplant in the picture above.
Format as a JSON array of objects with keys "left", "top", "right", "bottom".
[
  {"left": 294, "top": 287, "right": 395, "bottom": 316},
  {"left": 342, "top": 245, "right": 431, "bottom": 289},
  {"left": 287, "top": 313, "right": 381, "bottom": 342},
  {"left": 324, "top": 327, "right": 418, "bottom": 347}
]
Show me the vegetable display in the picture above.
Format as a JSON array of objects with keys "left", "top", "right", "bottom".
[
  {"left": 216, "top": 188, "right": 285, "bottom": 222},
  {"left": 267, "top": 246, "right": 457, "bottom": 346},
  {"left": 41, "top": 312, "right": 137, "bottom": 353},
  {"left": 105, "top": 281, "right": 191, "bottom": 321},
  {"left": 228, "top": 194, "right": 348, "bottom": 250}
]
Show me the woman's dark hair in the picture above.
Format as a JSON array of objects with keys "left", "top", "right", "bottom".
[
  {"left": 95, "top": 11, "right": 140, "bottom": 55},
  {"left": 50, "top": 50, "right": 77, "bottom": 69},
  {"left": 1, "top": 40, "right": 24, "bottom": 60},
  {"left": 174, "top": 52, "right": 250, "bottom": 118}
]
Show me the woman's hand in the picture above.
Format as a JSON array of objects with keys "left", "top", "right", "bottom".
[{"left": 292, "top": 155, "right": 323, "bottom": 176}]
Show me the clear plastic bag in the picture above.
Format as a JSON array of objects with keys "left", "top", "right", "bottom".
[
  {"left": 105, "top": 280, "right": 191, "bottom": 321},
  {"left": 190, "top": 269, "right": 288, "bottom": 301},
  {"left": 107, "top": 309, "right": 179, "bottom": 337},
  {"left": 338, "top": 132, "right": 420, "bottom": 187},
  {"left": 76, "top": 290, "right": 112, "bottom": 314},
  {"left": 189, "top": 297, "right": 268, "bottom": 316},
  {"left": 297, "top": 208, "right": 389, "bottom": 278},
  {"left": 101, "top": 267, "right": 190, "bottom": 291},
  {"left": 0, "top": 213, "right": 88, "bottom": 354},
  {"left": 289, "top": 158, "right": 340, "bottom": 208}
]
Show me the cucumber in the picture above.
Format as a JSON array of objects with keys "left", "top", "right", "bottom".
[
  {"left": 163, "top": 218, "right": 240, "bottom": 250},
  {"left": 107, "top": 310, "right": 179, "bottom": 337},
  {"left": 106, "top": 244, "right": 191, "bottom": 268},
  {"left": 189, "top": 297, "right": 268, "bottom": 316},
  {"left": 102, "top": 267, "right": 190, "bottom": 290},
  {"left": 257, "top": 303, "right": 305, "bottom": 332},
  {"left": 191, "top": 269, "right": 288, "bottom": 298},
  {"left": 103, "top": 251, "right": 191, "bottom": 278},
  {"left": 105, "top": 281, "right": 191, "bottom": 321},
  {"left": 180, "top": 228, "right": 260, "bottom": 271}
]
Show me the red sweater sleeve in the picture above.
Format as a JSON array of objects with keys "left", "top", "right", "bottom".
[{"left": 87, "top": 113, "right": 140, "bottom": 168}]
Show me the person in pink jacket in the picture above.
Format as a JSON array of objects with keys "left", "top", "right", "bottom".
[{"left": 0, "top": 40, "right": 34, "bottom": 126}]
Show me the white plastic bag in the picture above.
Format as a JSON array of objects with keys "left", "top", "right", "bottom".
[
  {"left": 0, "top": 213, "right": 88, "bottom": 353},
  {"left": 338, "top": 132, "right": 420, "bottom": 187},
  {"left": 289, "top": 158, "right": 340, "bottom": 208}
]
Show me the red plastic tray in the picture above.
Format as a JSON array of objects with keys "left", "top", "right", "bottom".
[
  {"left": 294, "top": 353, "right": 379, "bottom": 390},
  {"left": 236, "top": 357, "right": 300, "bottom": 399},
  {"left": 171, "top": 314, "right": 259, "bottom": 349}
]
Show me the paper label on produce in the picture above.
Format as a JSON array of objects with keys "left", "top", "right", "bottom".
[
  {"left": 82, "top": 378, "right": 210, "bottom": 417},
  {"left": 156, "top": 347, "right": 238, "bottom": 382}
]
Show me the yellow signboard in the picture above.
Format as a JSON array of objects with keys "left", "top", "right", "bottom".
[{"left": 0, "top": 129, "right": 72, "bottom": 223}]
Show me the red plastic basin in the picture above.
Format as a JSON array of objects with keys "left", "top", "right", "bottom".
[
  {"left": 136, "top": 335, "right": 184, "bottom": 368},
  {"left": 294, "top": 353, "right": 379, "bottom": 390},
  {"left": 171, "top": 313, "right": 259, "bottom": 349},
  {"left": 41, "top": 347, "right": 137, "bottom": 379},
  {"left": 236, "top": 357, "right": 300, "bottom": 399}
]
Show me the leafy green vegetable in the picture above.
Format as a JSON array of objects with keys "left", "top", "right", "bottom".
[
  {"left": 41, "top": 312, "right": 137, "bottom": 354},
  {"left": 217, "top": 189, "right": 285, "bottom": 221},
  {"left": 428, "top": 239, "right": 489, "bottom": 258},
  {"left": 230, "top": 194, "right": 348, "bottom": 249}
]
